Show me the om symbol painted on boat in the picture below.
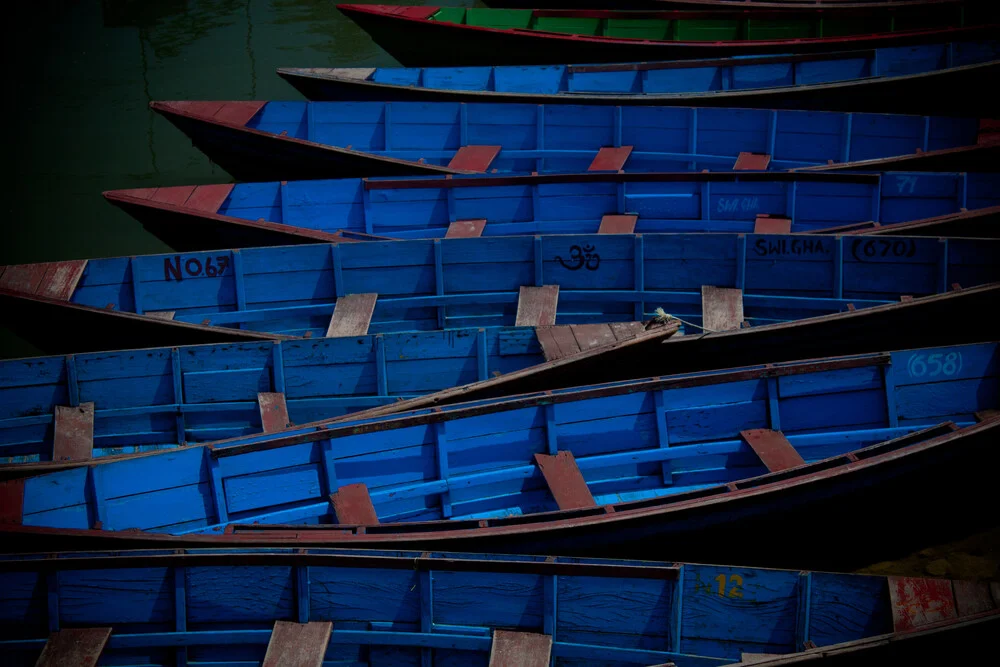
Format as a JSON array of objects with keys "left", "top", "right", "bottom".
[{"left": 556, "top": 244, "right": 601, "bottom": 271}]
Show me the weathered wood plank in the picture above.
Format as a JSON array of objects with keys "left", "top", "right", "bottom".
[
  {"left": 258, "top": 392, "right": 290, "bottom": 433},
  {"left": 488, "top": 630, "right": 553, "bottom": 667},
  {"left": 952, "top": 580, "right": 996, "bottom": 617},
  {"left": 734, "top": 152, "right": 771, "bottom": 170},
  {"left": 35, "top": 627, "right": 112, "bottom": 667},
  {"left": 537, "top": 323, "right": 630, "bottom": 361},
  {"left": 0, "top": 478, "right": 24, "bottom": 524},
  {"left": 37, "top": 261, "right": 88, "bottom": 301},
  {"left": 534, "top": 451, "right": 596, "bottom": 511},
  {"left": 515, "top": 285, "right": 559, "bottom": 327},
  {"left": 609, "top": 321, "right": 644, "bottom": 341},
  {"left": 331, "top": 483, "right": 380, "bottom": 525},
  {"left": 702, "top": 285, "right": 744, "bottom": 332},
  {"left": 588, "top": 146, "right": 633, "bottom": 172},
  {"left": 740, "top": 429, "right": 805, "bottom": 473},
  {"left": 888, "top": 577, "right": 958, "bottom": 631},
  {"left": 448, "top": 145, "right": 501, "bottom": 173},
  {"left": 446, "top": 219, "right": 486, "bottom": 238},
  {"left": 262, "top": 621, "right": 332, "bottom": 667},
  {"left": 53, "top": 403, "right": 95, "bottom": 462},
  {"left": 753, "top": 215, "right": 792, "bottom": 234},
  {"left": 326, "top": 293, "right": 378, "bottom": 338},
  {"left": 146, "top": 310, "right": 176, "bottom": 320},
  {"left": 598, "top": 214, "right": 638, "bottom": 234}
]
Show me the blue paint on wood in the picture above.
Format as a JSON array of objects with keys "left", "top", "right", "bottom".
[{"left": 9, "top": 342, "right": 993, "bottom": 537}]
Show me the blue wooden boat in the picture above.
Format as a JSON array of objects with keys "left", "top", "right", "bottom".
[
  {"left": 806, "top": 204, "right": 1000, "bottom": 237},
  {"left": 103, "top": 171, "right": 1000, "bottom": 251},
  {"left": 2, "top": 550, "right": 996, "bottom": 667},
  {"left": 2, "top": 342, "right": 997, "bottom": 572},
  {"left": 150, "top": 99, "right": 997, "bottom": 181},
  {"left": 336, "top": 4, "right": 999, "bottom": 67},
  {"left": 0, "top": 321, "right": 672, "bottom": 463},
  {"left": 4, "top": 283, "right": 997, "bottom": 467},
  {"left": 3, "top": 233, "right": 998, "bottom": 355},
  {"left": 278, "top": 40, "right": 1000, "bottom": 116}
]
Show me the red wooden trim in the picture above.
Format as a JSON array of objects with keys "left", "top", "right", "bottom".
[
  {"left": 889, "top": 577, "right": 958, "bottom": 631},
  {"left": 263, "top": 621, "right": 332, "bottom": 667},
  {"left": 258, "top": 393, "right": 291, "bottom": 433},
  {"left": 326, "top": 293, "right": 378, "bottom": 338},
  {"left": 446, "top": 219, "right": 486, "bottom": 238},
  {"left": 534, "top": 451, "right": 596, "bottom": 511},
  {"left": 598, "top": 214, "right": 638, "bottom": 234},
  {"left": 53, "top": 403, "right": 95, "bottom": 462},
  {"left": 338, "top": 4, "right": 992, "bottom": 50},
  {"left": 952, "top": 581, "right": 997, "bottom": 617},
  {"left": 447, "top": 145, "right": 501, "bottom": 173},
  {"left": 0, "top": 478, "right": 24, "bottom": 525},
  {"left": 702, "top": 285, "right": 744, "bottom": 332},
  {"left": 149, "top": 185, "right": 197, "bottom": 206},
  {"left": 734, "top": 152, "right": 772, "bottom": 170},
  {"left": 589, "top": 146, "right": 633, "bottom": 172},
  {"left": 331, "top": 483, "right": 380, "bottom": 525},
  {"left": 183, "top": 184, "right": 236, "bottom": 213},
  {"left": 489, "top": 630, "right": 553, "bottom": 667},
  {"left": 754, "top": 214, "right": 792, "bottom": 234},
  {"left": 740, "top": 429, "right": 805, "bottom": 473},
  {"left": 515, "top": 285, "right": 559, "bottom": 326},
  {"left": 0, "top": 263, "right": 48, "bottom": 294},
  {"left": 35, "top": 628, "right": 112, "bottom": 667}
]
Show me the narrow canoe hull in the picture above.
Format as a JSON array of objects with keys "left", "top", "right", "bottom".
[
  {"left": 152, "top": 99, "right": 994, "bottom": 181},
  {"left": 337, "top": 5, "right": 998, "bottom": 67},
  {"left": 152, "top": 101, "right": 456, "bottom": 181},
  {"left": 343, "top": 283, "right": 1000, "bottom": 416},
  {"left": 279, "top": 59, "right": 999, "bottom": 116},
  {"left": 104, "top": 172, "right": 1000, "bottom": 251},
  {"left": 4, "top": 419, "right": 997, "bottom": 573},
  {"left": 1, "top": 548, "right": 995, "bottom": 667}
]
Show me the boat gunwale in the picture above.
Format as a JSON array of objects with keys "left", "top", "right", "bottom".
[
  {"left": 337, "top": 4, "right": 997, "bottom": 49},
  {"left": 2, "top": 417, "right": 995, "bottom": 546},
  {"left": 278, "top": 60, "right": 999, "bottom": 108}
]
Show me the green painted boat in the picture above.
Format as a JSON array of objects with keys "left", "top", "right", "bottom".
[{"left": 337, "top": 4, "right": 1000, "bottom": 66}]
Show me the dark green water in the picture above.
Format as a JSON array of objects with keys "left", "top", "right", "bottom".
[{"left": 3, "top": 0, "right": 474, "bottom": 357}]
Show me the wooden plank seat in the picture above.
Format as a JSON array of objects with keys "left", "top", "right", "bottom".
[
  {"left": 258, "top": 392, "right": 290, "bottom": 433},
  {"left": 753, "top": 214, "right": 792, "bottom": 234},
  {"left": 326, "top": 293, "right": 378, "bottom": 338},
  {"left": 448, "top": 145, "right": 501, "bottom": 172},
  {"left": 588, "top": 146, "right": 633, "bottom": 172},
  {"left": 331, "top": 483, "right": 380, "bottom": 525},
  {"left": 534, "top": 451, "right": 596, "bottom": 510},
  {"left": 734, "top": 152, "right": 771, "bottom": 170},
  {"left": 35, "top": 627, "right": 112, "bottom": 667},
  {"left": 598, "top": 214, "right": 638, "bottom": 234},
  {"left": 488, "top": 630, "right": 553, "bottom": 667},
  {"left": 262, "top": 621, "right": 333, "bottom": 667},
  {"left": 701, "top": 285, "right": 744, "bottom": 332},
  {"left": 740, "top": 429, "right": 806, "bottom": 473},
  {"left": 53, "top": 403, "right": 95, "bottom": 462},
  {"left": 446, "top": 219, "right": 486, "bottom": 238},
  {"left": 515, "top": 285, "right": 559, "bottom": 327}
]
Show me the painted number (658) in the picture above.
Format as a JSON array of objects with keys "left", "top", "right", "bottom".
[{"left": 906, "top": 352, "right": 962, "bottom": 378}]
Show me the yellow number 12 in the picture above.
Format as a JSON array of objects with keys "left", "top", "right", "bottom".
[{"left": 715, "top": 573, "right": 744, "bottom": 598}]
